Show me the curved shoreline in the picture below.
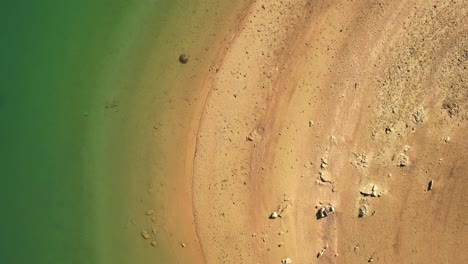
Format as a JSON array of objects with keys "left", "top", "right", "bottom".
[{"left": 188, "top": 2, "right": 257, "bottom": 262}]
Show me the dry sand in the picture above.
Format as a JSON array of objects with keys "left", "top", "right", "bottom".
[{"left": 163, "top": 0, "right": 467, "bottom": 263}]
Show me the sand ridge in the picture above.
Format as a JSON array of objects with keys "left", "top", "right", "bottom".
[{"left": 184, "top": 0, "right": 467, "bottom": 263}]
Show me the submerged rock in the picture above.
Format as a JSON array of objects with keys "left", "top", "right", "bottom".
[
  {"left": 179, "top": 54, "right": 189, "bottom": 64},
  {"left": 146, "top": 209, "right": 154, "bottom": 216},
  {"left": 141, "top": 230, "right": 150, "bottom": 239}
]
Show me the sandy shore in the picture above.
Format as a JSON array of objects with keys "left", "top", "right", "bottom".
[{"left": 164, "top": 0, "right": 467, "bottom": 263}]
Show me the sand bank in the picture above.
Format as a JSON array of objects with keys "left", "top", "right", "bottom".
[{"left": 187, "top": 0, "right": 467, "bottom": 263}]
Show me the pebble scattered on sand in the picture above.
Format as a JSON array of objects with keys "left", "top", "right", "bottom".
[
  {"left": 359, "top": 204, "right": 369, "bottom": 218},
  {"left": 269, "top": 211, "right": 279, "bottom": 219},
  {"left": 428, "top": 179, "right": 434, "bottom": 191},
  {"left": 319, "top": 171, "right": 333, "bottom": 183},
  {"left": 317, "top": 244, "right": 328, "bottom": 259},
  {"left": 397, "top": 153, "right": 410, "bottom": 167}
]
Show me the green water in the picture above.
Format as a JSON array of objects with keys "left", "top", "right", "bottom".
[
  {"left": 0, "top": 1, "right": 182, "bottom": 263},
  {"left": 1, "top": 0, "right": 245, "bottom": 262}
]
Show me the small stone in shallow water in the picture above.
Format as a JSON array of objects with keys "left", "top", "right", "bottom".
[
  {"left": 141, "top": 230, "right": 150, "bottom": 239},
  {"left": 146, "top": 209, "right": 154, "bottom": 216},
  {"left": 179, "top": 54, "right": 189, "bottom": 64}
]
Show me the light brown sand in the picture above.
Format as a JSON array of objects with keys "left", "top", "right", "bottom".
[{"left": 160, "top": 0, "right": 467, "bottom": 263}]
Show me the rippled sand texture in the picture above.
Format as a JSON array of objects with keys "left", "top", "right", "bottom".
[{"left": 187, "top": 0, "right": 467, "bottom": 263}]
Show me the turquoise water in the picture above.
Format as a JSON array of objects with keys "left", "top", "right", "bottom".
[{"left": 0, "top": 1, "right": 174, "bottom": 263}]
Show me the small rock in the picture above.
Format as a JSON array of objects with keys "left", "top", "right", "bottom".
[
  {"left": 278, "top": 242, "right": 284, "bottom": 247},
  {"left": 360, "top": 184, "right": 378, "bottom": 197},
  {"left": 319, "top": 171, "right": 333, "bottom": 183},
  {"left": 428, "top": 179, "right": 434, "bottom": 191},
  {"left": 321, "top": 157, "right": 328, "bottom": 166},
  {"left": 309, "top": 120, "right": 314, "bottom": 127},
  {"left": 403, "top": 145, "right": 411, "bottom": 152},
  {"left": 146, "top": 209, "right": 154, "bottom": 216},
  {"left": 269, "top": 212, "right": 279, "bottom": 219},
  {"left": 412, "top": 108, "right": 426, "bottom": 124},
  {"left": 358, "top": 204, "right": 369, "bottom": 218},
  {"left": 151, "top": 241, "right": 157, "bottom": 247},
  {"left": 385, "top": 127, "right": 393, "bottom": 134},
  {"left": 141, "top": 230, "right": 150, "bottom": 239},
  {"left": 180, "top": 242, "right": 186, "bottom": 248},
  {"left": 281, "top": 257, "right": 292, "bottom": 264},
  {"left": 179, "top": 54, "right": 189, "bottom": 64},
  {"left": 317, "top": 246, "right": 327, "bottom": 259},
  {"left": 246, "top": 130, "right": 260, "bottom": 141},
  {"left": 397, "top": 153, "right": 410, "bottom": 167},
  {"left": 444, "top": 136, "right": 451, "bottom": 143}
]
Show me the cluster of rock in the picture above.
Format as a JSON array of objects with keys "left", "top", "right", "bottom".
[
  {"left": 359, "top": 183, "right": 384, "bottom": 197},
  {"left": 316, "top": 204, "right": 335, "bottom": 219},
  {"left": 351, "top": 152, "right": 369, "bottom": 168},
  {"left": 319, "top": 154, "right": 334, "bottom": 183},
  {"left": 141, "top": 209, "right": 158, "bottom": 247}
]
